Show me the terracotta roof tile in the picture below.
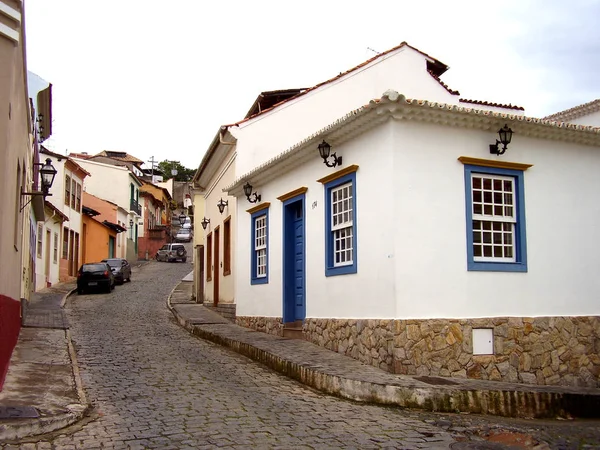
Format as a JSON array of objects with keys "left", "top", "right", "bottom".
[
  {"left": 459, "top": 98, "right": 525, "bottom": 111},
  {"left": 95, "top": 150, "right": 144, "bottom": 164},
  {"left": 428, "top": 70, "right": 460, "bottom": 95}
]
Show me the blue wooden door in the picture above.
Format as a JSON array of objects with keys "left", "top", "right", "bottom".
[{"left": 283, "top": 198, "right": 305, "bottom": 323}]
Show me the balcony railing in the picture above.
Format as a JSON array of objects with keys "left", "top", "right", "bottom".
[{"left": 130, "top": 198, "right": 141, "bottom": 215}]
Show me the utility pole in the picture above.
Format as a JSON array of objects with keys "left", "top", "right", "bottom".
[{"left": 147, "top": 156, "right": 157, "bottom": 182}]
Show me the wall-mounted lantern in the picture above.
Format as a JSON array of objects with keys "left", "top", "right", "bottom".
[
  {"left": 243, "top": 182, "right": 261, "bottom": 204},
  {"left": 201, "top": 217, "right": 210, "bottom": 230},
  {"left": 20, "top": 158, "right": 57, "bottom": 210},
  {"left": 217, "top": 198, "right": 228, "bottom": 214},
  {"left": 318, "top": 140, "right": 342, "bottom": 168},
  {"left": 489, "top": 124, "right": 514, "bottom": 156},
  {"left": 129, "top": 219, "right": 134, "bottom": 228}
]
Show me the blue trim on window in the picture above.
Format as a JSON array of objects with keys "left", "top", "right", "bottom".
[
  {"left": 324, "top": 172, "right": 357, "bottom": 277},
  {"left": 463, "top": 164, "right": 527, "bottom": 272},
  {"left": 250, "top": 208, "right": 269, "bottom": 285}
]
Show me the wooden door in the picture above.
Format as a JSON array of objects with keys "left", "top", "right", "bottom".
[
  {"left": 213, "top": 226, "right": 220, "bottom": 306},
  {"left": 45, "top": 229, "right": 51, "bottom": 284}
]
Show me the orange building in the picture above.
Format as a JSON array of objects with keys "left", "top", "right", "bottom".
[{"left": 81, "top": 205, "right": 126, "bottom": 264}]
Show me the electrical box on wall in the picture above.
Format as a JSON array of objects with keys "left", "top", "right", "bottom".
[{"left": 472, "top": 328, "right": 494, "bottom": 355}]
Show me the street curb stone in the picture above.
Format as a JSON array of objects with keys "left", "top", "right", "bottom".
[{"left": 167, "top": 281, "right": 600, "bottom": 420}]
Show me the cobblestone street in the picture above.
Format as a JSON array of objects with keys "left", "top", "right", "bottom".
[{"left": 2, "top": 261, "right": 600, "bottom": 449}]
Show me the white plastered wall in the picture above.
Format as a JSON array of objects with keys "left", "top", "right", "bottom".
[
  {"left": 235, "top": 122, "right": 398, "bottom": 318},
  {"left": 392, "top": 120, "right": 600, "bottom": 318},
  {"left": 236, "top": 118, "right": 600, "bottom": 320},
  {"left": 232, "top": 47, "right": 461, "bottom": 176},
  {"left": 203, "top": 148, "right": 236, "bottom": 304}
]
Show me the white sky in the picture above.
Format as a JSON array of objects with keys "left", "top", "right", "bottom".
[{"left": 24, "top": 0, "right": 600, "bottom": 170}]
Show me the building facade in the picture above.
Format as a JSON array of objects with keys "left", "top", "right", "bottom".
[{"left": 225, "top": 90, "right": 600, "bottom": 388}]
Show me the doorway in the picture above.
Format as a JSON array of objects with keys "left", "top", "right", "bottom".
[
  {"left": 45, "top": 229, "right": 51, "bottom": 284},
  {"left": 283, "top": 195, "right": 305, "bottom": 323},
  {"left": 213, "top": 226, "right": 220, "bottom": 306}
]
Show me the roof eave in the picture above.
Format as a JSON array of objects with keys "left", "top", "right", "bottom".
[{"left": 225, "top": 91, "right": 600, "bottom": 196}]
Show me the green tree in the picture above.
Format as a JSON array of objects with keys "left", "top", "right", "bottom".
[{"left": 156, "top": 160, "right": 196, "bottom": 182}]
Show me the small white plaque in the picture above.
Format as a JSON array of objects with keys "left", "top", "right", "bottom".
[{"left": 472, "top": 328, "right": 494, "bottom": 355}]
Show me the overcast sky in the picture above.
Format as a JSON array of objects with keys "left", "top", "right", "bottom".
[{"left": 24, "top": 0, "right": 600, "bottom": 170}]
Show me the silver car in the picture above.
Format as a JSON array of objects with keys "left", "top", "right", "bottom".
[
  {"left": 156, "top": 244, "right": 187, "bottom": 263},
  {"left": 175, "top": 228, "right": 192, "bottom": 242}
]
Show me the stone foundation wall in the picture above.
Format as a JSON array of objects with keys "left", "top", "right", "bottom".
[
  {"left": 302, "top": 316, "right": 600, "bottom": 388},
  {"left": 237, "top": 316, "right": 283, "bottom": 336}
]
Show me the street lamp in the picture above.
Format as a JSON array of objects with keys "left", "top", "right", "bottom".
[
  {"left": 318, "top": 140, "right": 342, "bottom": 168},
  {"left": 489, "top": 124, "right": 514, "bottom": 156},
  {"left": 20, "top": 158, "right": 58, "bottom": 211},
  {"left": 243, "top": 182, "right": 261, "bottom": 204},
  {"left": 217, "top": 198, "right": 228, "bottom": 214}
]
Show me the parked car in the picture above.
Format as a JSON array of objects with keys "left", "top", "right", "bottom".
[
  {"left": 77, "top": 262, "right": 115, "bottom": 294},
  {"left": 175, "top": 228, "right": 192, "bottom": 242},
  {"left": 101, "top": 258, "right": 132, "bottom": 284},
  {"left": 180, "top": 217, "right": 192, "bottom": 229},
  {"left": 156, "top": 243, "right": 187, "bottom": 262}
]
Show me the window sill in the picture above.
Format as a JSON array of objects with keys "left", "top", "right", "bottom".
[
  {"left": 251, "top": 277, "right": 268, "bottom": 285},
  {"left": 468, "top": 262, "right": 527, "bottom": 272},
  {"left": 325, "top": 264, "right": 357, "bottom": 277}
]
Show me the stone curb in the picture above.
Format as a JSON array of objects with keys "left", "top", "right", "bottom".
[
  {"left": 167, "top": 282, "right": 600, "bottom": 419},
  {"left": 0, "top": 406, "right": 88, "bottom": 442},
  {"left": 60, "top": 286, "right": 78, "bottom": 308}
]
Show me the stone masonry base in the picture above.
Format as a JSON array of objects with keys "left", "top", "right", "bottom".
[{"left": 238, "top": 315, "right": 600, "bottom": 388}]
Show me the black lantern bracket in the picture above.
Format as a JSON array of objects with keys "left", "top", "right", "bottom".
[
  {"left": 217, "top": 198, "right": 228, "bottom": 214},
  {"left": 201, "top": 217, "right": 210, "bottom": 230},
  {"left": 489, "top": 124, "right": 514, "bottom": 156},
  {"left": 243, "top": 182, "right": 261, "bottom": 204},
  {"left": 318, "top": 140, "right": 342, "bottom": 168},
  {"left": 20, "top": 158, "right": 57, "bottom": 211}
]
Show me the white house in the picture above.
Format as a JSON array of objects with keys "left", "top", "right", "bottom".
[
  {"left": 37, "top": 147, "right": 90, "bottom": 284},
  {"left": 224, "top": 90, "right": 600, "bottom": 389},
  {"left": 193, "top": 41, "right": 523, "bottom": 324},
  {"left": 72, "top": 158, "right": 142, "bottom": 261},
  {"left": 191, "top": 128, "right": 237, "bottom": 307}
]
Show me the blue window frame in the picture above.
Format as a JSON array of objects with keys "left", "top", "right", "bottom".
[
  {"left": 250, "top": 208, "right": 269, "bottom": 284},
  {"left": 463, "top": 164, "right": 527, "bottom": 272},
  {"left": 324, "top": 171, "right": 357, "bottom": 276}
]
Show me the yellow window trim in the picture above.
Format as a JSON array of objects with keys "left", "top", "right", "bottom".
[
  {"left": 246, "top": 202, "right": 271, "bottom": 214},
  {"left": 317, "top": 165, "right": 359, "bottom": 184},
  {"left": 457, "top": 156, "right": 533, "bottom": 171},
  {"left": 277, "top": 187, "right": 308, "bottom": 202}
]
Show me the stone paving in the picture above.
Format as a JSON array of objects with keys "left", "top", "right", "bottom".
[
  {"left": 21, "top": 283, "right": 75, "bottom": 329},
  {"left": 1, "top": 260, "right": 600, "bottom": 449}
]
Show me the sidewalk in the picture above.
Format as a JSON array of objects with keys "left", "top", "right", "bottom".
[
  {"left": 0, "top": 280, "right": 89, "bottom": 442},
  {"left": 167, "top": 277, "right": 600, "bottom": 421}
]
